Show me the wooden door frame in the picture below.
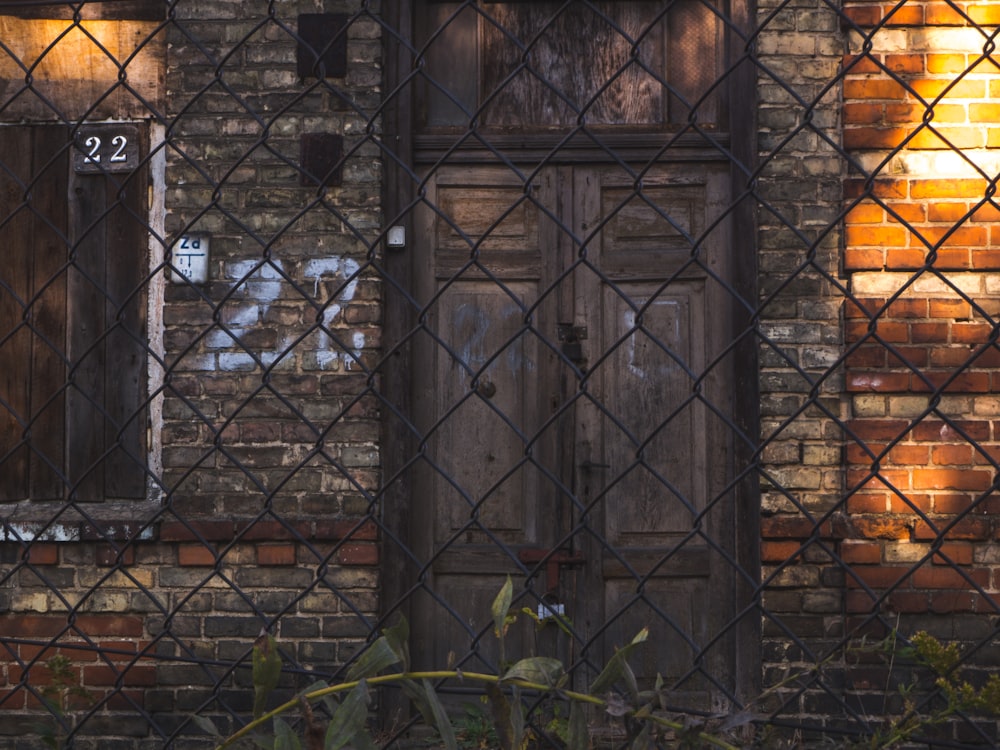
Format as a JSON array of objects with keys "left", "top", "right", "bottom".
[{"left": 379, "top": 0, "right": 760, "bottom": 712}]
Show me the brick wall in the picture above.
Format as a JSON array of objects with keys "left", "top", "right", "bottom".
[
  {"left": 836, "top": 0, "right": 1000, "bottom": 738},
  {"left": 0, "top": 3, "right": 383, "bottom": 745},
  {"left": 841, "top": 2, "right": 1000, "bottom": 618},
  {"left": 754, "top": 0, "right": 850, "bottom": 726}
]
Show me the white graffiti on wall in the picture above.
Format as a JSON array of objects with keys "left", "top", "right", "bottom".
[{"left": 217, "top": 256, "right": 366, "bottom": 371}]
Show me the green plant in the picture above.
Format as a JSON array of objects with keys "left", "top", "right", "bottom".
[
  {"left": 37, "top": 654, "right": 92, "bottom": 750},
  {"left": 193, "top": 583, "right": 1000, "bottom": 750},
  {"left": 196, "top": 577, "right": 741, "bottom": 750},
  {"left": 855, "top": 630, "right": 1000, "bottom": 749}
]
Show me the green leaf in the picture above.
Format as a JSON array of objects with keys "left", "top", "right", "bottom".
[
  {"left": 382, "top": 617, "right": 410, "bottom": 671},
  {"left": 422, "top": 679, "right": 458, "bottom": 750},
  {"left": 190, "top": 714, "right": 221, "bottom": 737},
  {"left": 324, "top": 680, "right": 371, "bottom": 750},
  {"left": 567, "top": 702, "right": 588, "bottom": 750},
  {"left": 253, "top": 633, "right": 283, "bottom": 720},
  {"left": 628, "top": 719, "right": 652, "bottom": 750},
  {"left": 346, "top": 636, "right": 402, "bottom": 681},
  {"left": 273, "top": 717, "right": 301, "bottom": 750},
  {"left": 502, "top": 656, "right": 564, "bottom": 686},
  {"left": 589, "top": 627, "right": 648, "bottom": 699},
  {"left": 492, "top": 576, "right": 514, "bottom": 638}
]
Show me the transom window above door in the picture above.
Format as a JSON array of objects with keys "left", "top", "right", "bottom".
[{"left": 415, "top": 0, "right": 726, "bottom": 131}]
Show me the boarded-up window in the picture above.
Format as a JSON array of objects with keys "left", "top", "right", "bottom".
[
  {"left": 0, "top": 125, "right": 149, "bottom": 503},
  {"left": 416, "top": 0, "right": 724, "bottom": 130}
]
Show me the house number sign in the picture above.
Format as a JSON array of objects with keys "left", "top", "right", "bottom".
[{"left": 73, "top": 124, "right": 141, "bottom": 174}]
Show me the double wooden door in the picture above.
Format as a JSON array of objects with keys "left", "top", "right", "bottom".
[{"left": 409, "top": 161, "right": 738, "bottom": 705}]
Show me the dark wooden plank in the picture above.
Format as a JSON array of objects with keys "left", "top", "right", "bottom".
[
  {"left": 27, "top": 125, "right": 70, "bottom": 501},
  {"left": 101, "top": 143, "right": 147, "bottom": 499},
  {"left": 480, "top": 4, "right": 665, "bottom": 127},
  {"left": 66, "top": 160, "right": 107, "bottom": 501},
  {"left": 0, "top": 126, "right": 33, "bottom": 501}
]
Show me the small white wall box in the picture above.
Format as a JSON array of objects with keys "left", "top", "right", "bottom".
[
  {"left": 170, "top": 234, "right": 210, "bottom": 284},
  {"left": 387, "top": 225, "right": 406, "bottom": 248}
]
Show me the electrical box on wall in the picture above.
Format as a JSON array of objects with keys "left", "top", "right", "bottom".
[{"left": 169, "top": 234, "right": 210, "bottom": 284}]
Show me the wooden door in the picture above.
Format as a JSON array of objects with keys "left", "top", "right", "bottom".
[
  {"left": 0, "top": 124, "right": 148, "bottom": 503},
  {"left": 411, "top": 161, "right": 736, "bottom": 707}
]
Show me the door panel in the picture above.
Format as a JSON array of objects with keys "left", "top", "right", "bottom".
[{"left": 412, "top": 162, "right": 736, "bottom": 708}]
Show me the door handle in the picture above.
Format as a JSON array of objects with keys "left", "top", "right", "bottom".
[
  {"left": 518, "top": 547, "right": 585, "bottom": 594},
  {"left": 580, "top": 460, "right": 610, "bottom": 471}
]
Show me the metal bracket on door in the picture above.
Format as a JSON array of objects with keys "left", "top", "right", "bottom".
[
  {"left": 557, "top": 323, "right": 588, "bottom": 367},
  {"left": 518, "top": 547, "right": 585, "bottom": 595}
]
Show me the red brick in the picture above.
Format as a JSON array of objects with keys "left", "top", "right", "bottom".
[
  {"left": 971, "top": 248, "right": 1000, "bottom": 269},
  {"left": 908, "top": 127, "right": 985, "bottom": 150},
  {"left": 848, "top": 516, "right": 912, "bottom": 540},
  {"left": 885, "top": 53, "right": 924, "bottom": 74},
  {"left": 889, "top": 346, "right": 929, "bottom": 367},
  {"left": 882, "top": 3, "right": 924, "bottom": 24},
  {"left": 178, "top": 545, "right": 217, "bottom": 567},
  {"left": 912, "top": 468, "right": 992, "bottom": 490},
  {"left": 845, "top": 201, "right": 885, "bottom": 222},
  {"left": 96, "top": 545, "right": 136, "bottom": 567},
  {"left": 845, "top": 225, "right": 908, "bottom": 247},
  {"left": 926, "top": 53, "right": 968, "bottom": 74},
  {"left": 931, "top": 444, "right": 975, "bottom": 465},
  {"left": 970, "top": 202, "right": 1000, "bottom": 222},
  {"left": 929, "top": 591, "right": 978, "bottom": 613},
  {"left": 840, "top": 540, "right": 882, "bottom": 564},
  {"left": 845, "top": 565, "right": 911, "bottom": 589},
  {"left": 885, "top": 201, "right": 927, "bottom": 223},
  {"left": 967, "top": 3, "right": 1000, "bottom": 24},
  {"left": 911, "top": 566, "right": 990, "bottom": 589},
  {"left": 847, "top": 419, "right": 910, "bottom": 441},
  {"left": 844, "top": 247, "right": 885, "bottom": 270},
  {"left": 885, "top": 444, "right": 928, "bottom": 465},
  {"left": 846, "top": 345, "right": 886, "bottom": 367},
  {"left": 844, "top": 178, "right": 907, "bottom": 200},
  {"left": 0, "top": 616, "right": 65, "bottom": 638},
  {"left": 82, "top": 665, "right": 156, "bottom": 687},
  {"left": 885, "top": 248, "right": 930, "bottom": 269},
  {"left": 71, "top": 616, "right": 144, "bottom": 638},
  {"left": 843, "top": 127, "right": 908, "bottom": 150},
  {"left": 761, "top": 541, "right": 802, "bottom": 562},
  {"left": 927, "top": 202, "right": 970, "bottom": 222},
  {"left": 887, "top": 591, "right": 931, "bottom": 613},
  {"left": 935, "top": 543, "right": 974, "bottom": 565},
  {"left": 929, "top": 298, "right": 971, "bottom": 318},
  {"left": 257, "top": 544, "right": 297, "bottom": 566},
  {"left": 910, "top": 79, "right": 985, "bottom": 99},
  {"left": 26, "top": 544, "right": 58, "bottom": 566},
  {"left": 925, "top": 1, "right": 972, "bottom": 24},
  {"left": 760, "top": 516, "right": 830, "bottom": 540},
  {"left": 337, "top": 543, "right": 379, "bottom": 566},
  {"left": 910, "top": 179, "right": 988, "bottom": 200},
  {"left": 952, "top": 321, "right": 993, "bottom": 343},
  {"left": 847, "top": 371, "right": 911, "bottom": 392},
  {"left": 914, "top": 370, "right": 990, "bottom": 393},
  {"left": 914, "top": 517, "right": 991, "bottom": 540},
  {"left": 844, "top": 102, "right": 885, "bottom": 125},
  {"left": 912, "top": 420, "right": 990, "bottom": 441},
  {"left": 841, "top": 5, "right": 883, "bottom": 26}
]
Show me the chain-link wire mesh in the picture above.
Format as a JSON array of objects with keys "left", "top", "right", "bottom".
[{"left": 1, "top": 0, "right": 999, "bottom": 747}]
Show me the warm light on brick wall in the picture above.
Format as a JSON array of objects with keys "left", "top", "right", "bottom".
[{"left": 841, "top": 0, "right": 1000, "bottom": 616}]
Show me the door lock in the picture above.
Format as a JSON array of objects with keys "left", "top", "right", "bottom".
[{"left": 557, "top": 323, "right": 588, "bottom": 366}]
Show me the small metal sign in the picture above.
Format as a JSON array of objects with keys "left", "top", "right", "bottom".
[
  {"left": 73, "top": 124, "right": 141, "bottom": 174},
  {"left": 170, "top": 234, "right": 210, "bottom": 284}
]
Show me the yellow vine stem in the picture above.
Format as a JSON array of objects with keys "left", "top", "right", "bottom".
[{"left": 215, "top": 670, "right": 740, "bottom": 750}]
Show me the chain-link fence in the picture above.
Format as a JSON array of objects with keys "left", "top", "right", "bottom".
[{"left": 1, "top": 0, "right": 1000, "bottom": 747}]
